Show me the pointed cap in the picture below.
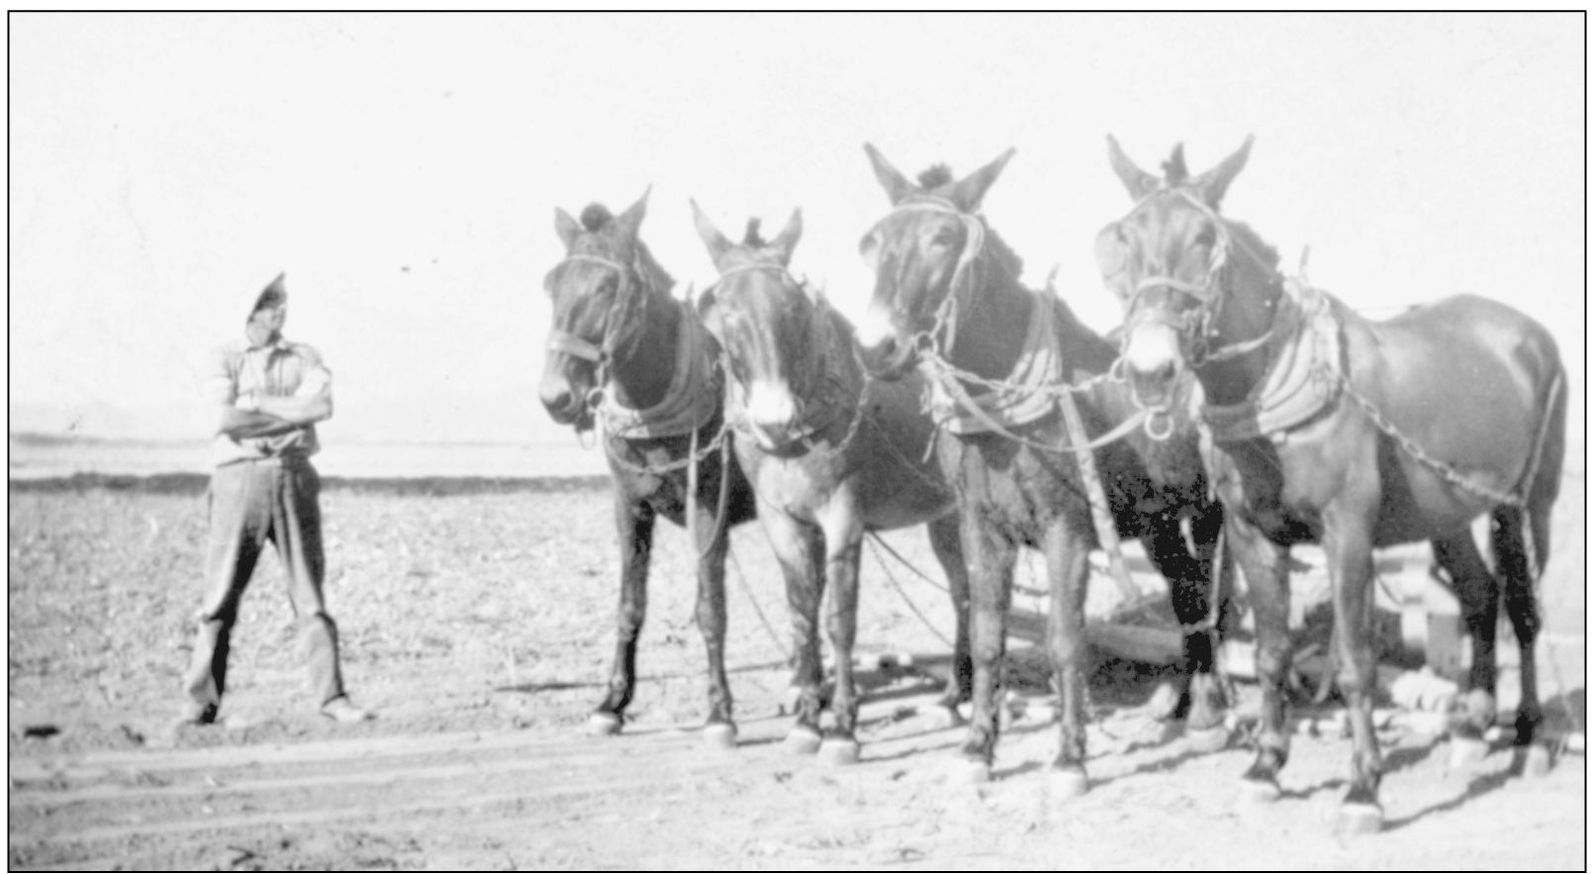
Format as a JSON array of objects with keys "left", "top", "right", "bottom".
[{"left": 249, "top": 272, "right": 287, "bottom": 316}]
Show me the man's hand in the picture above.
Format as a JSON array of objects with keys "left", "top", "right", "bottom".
[{"left": 218, "top": 406, "right": 297, "bottom": 439}]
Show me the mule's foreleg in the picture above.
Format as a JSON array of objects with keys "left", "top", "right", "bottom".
[
  {"left": 1230, "top": 518, "right": 1292, "bottom": 797},
  {"left": 1323, "top": 495, "right": 1383, "bottom": 832},
  {"left": 821, "top": 510, "right": 866, "bottom": 763},
  {"left": 765, "top": 512, "right": 827, "bottom": 751},
  {"left": 691, "top": 491, "right": 735, "bottom": 735},
  {"left": 1043, "top": 518, "right": 1095, "bottom": 794},
  {"left": 927, "top": 513, "right": 973, "bottom": 714},
  {"left": 959, "top": 512, "right": 1017, "bottom": 778},
  {"left": 594, "top": 495, "right": 656, "bottom": 730}
]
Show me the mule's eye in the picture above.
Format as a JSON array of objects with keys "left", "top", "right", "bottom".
[
  {"left": 1194, "top": 226, "right": 1217, "bottom": 248},
  {"left": 859, "top": 231, "right": 882, "bottom": 267},
  {"left": 930, "top": 227, "right": 959, "bottom": 248}
]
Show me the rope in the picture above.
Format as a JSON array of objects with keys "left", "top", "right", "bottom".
[
  {"left": 866, "top": 534, "right": 954, "bottom": 648},
  {"left": 726, "top": 543, "right": 791, "bottom": 664},
  {"left": 603, "top": 420, "right": 732, "bottom": 477},
  {"left": 922, "top": 354, "right": 1149, "bottom": 456},
  {"left": 865, "top": 531, "right": 950, "bottom": 594}
]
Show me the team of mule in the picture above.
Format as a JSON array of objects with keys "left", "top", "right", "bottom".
[{"left": 535, "top": 137, "right": 1567, "bottom": 835}]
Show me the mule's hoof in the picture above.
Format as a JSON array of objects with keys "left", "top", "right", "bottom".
[
  {"left": 1520, "top": 743, "right": 1553, "bottom": 778},
  {"left": 1186, "top": 723, "right": 1231, "bottom": 754},
  {"left": 932, "top": 704, "right": 966, "bottom": 729},
  {"left": 784, "top": 726, "right": 823, "bottom": 755},
  {"left": 703, "top": 722, "right": 738, "bottom": 749},
  {"left": 1239, "top": 778, "right": 1281, "bottom": 804},
  {"left": 951, "top": 758, "right": 992, "bottom": 785},
  {"left": 818, "top": 737, "right": 860, "bottom": 767},
  {"left": 586, "top": 712, "right": 622, "bottom": 737},
  {"left": 1448, "top": 736, "right": 1489, "bottom": 771},
  {"left": 1046, "top": 766, "right": 1089, "bottom": 799},
  {"left": 1334, "top": 802, "right": 1384, "bottom": 836}
]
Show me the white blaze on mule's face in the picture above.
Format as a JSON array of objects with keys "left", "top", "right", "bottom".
[
  {"left": 744, "top": 376, "right": 798, "bottom": 446},
  {"left": 854, "top": 304, "right": 896, "bottom": 350},
  {"left": 1123, "top": 322, "right": 1184, "bottom": 381}
]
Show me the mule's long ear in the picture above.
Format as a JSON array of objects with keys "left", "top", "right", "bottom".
[
  {"left": 1191, "top": 135, "right": 1255, "bottom": 208},
  {"left": 864, "top": 142, "right": 916, "bottom": 204},
  {"left": 555, "top": 206, "right": 582, "bottom": 250},
  {"left": 616, "top": 186, "right": 651, "bottom": 241},
  {"left": 690, "top": 199, "right": 733, "bottom": 264},
  {"left": 1107, "top": 135, "right": 1159, "bottom": 201},
  {"left": 950, "top": 147, "right": 1016, "bottom": 212},
  {"left": 769, "top": 208, "right": 803, "bottom": 266}
]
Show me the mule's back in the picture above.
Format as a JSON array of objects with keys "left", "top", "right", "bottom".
[{"left": 1345, "top": 293, "right": 1564, "bottom": 500}]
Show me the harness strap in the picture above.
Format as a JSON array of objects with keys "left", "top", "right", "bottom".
[
  {"left": 924, "top": 356, "right": 1149, "bottom": 455},
  {"left": 547, "top": 332, "right": 605, "bottom": 362},
  {"left": 1059, "top": 392, "right": 1142, "bottom": 604},
  {"left": 559, "top": 253, "right": 629, "bottom": 272}
]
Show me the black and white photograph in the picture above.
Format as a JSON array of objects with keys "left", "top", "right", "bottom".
[{"left": 8, "top": 12, "right": 1585, "bottom": 870}]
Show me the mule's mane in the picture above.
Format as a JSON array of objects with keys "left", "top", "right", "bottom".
[
  {"left": 580, "top": 203, "right": 613, "bottom": 232},
  {"left": 1217, "top": 214, "right": 1282, "bottom": 276},
  {"left": 975, "top": 219, "right": 1025, "bottom": 280},
  {"left": 741, "top": 218, "right": 765, "bottom": 248},
  {"left": 917, "top": 165, "right": 954, "bottom": 189},
  {"left": 1162, "top": 144, "right": 1189, "bottom": 187}
]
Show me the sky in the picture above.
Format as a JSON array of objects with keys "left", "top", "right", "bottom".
[{"left": 9, "top": 12, "right": 1585, "bottom": 449}]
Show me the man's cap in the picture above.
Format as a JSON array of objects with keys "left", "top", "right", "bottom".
[{"left": 250, "top": 272, "right": 287, "bottom": 316}]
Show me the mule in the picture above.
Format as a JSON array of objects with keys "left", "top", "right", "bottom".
[
  {"left": 690, "top": 201, "right": 972, "bottom": 764},
  {"left": 538, "top": 190, "right": 758, "bottom": 746},
  {"left": 1097, "top": 135, "right": 1568, "bottom": 833},
  {"left": 853, "top": 145, "right": 1229, "bottom": 792}
]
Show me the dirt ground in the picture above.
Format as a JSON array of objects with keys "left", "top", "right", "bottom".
[{"left": 7, "top": 478, "right": 1587, "bottom": 870}]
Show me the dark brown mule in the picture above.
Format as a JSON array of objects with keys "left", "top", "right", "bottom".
[
  {"left": 854, "top": 145, "right": 1229, "bottom": 791},
  {"left": 1097, "top": 136, "right": 1568, "bottom": 833},
  {"left": 690, "top": 201, "right": 972, "bottom": 765},
  {"left": 538, "top": 191, "right": 758, "bottom": 746}
]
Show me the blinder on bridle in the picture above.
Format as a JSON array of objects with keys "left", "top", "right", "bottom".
[{"left": 544, "top": 252, "right": 641, "bottom": 410}]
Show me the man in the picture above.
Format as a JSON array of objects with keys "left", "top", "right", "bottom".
[{"left": 178, "top": 273, "right": 368, "bottom": 726}]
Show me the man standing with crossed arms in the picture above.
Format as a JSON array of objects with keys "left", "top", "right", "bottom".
[{"left": 178, "top": 273, "right": 368, "bottom": 727}]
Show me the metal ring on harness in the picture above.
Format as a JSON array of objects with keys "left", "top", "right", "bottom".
[
  {"left": 1144, "top": 407, "right": 1176, "bottom": 442},
  {"left": 584, "top": 386, "right": 606, "bottom": 410},
  {"left": 912, "top": 331, "right": 939, "bottom": 356}
]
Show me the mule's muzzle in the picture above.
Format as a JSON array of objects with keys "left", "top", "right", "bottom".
[
  {"left": 743, "top": 381, "right": 803, "bottom": 451},
  {"left": 1121, "top": 322, "right": 1186, "bottom": 412},
  {"left": 858, "top": 333, "right": 918, "bottom": 382},
  {"left": 539, "top": 376, "right": 595, "bottom": 428}
]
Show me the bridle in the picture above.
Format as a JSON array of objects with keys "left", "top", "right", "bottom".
[
  {"left": 544, "top": 252, "right": 641, "bottom": 407},
  {"left": 708, "top": 261, "right": 863, "bottom": 451},
  {"left": 1118, "top": 188, "right": 1278, "bottom": 370},
  {"left": 871, "top": 197, "right": 991, "bottom": 360}
]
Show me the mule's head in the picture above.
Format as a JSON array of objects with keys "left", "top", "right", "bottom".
[
  {"left": 856, "top": 144, "right": 1016, "bottom": 380},
  {"left": 691, "top": 200, "right": 821, "bottom": 451},
  {"left": 1094, "top": 135, "right": 1265, "bottom": 409},
  {"left": 539, "top": 189, "right": 660, "bottom": 428}
]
